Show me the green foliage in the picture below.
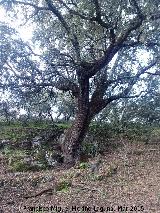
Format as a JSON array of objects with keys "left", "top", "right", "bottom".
[
  {"left": 1, "top": 146, "right": 48, "bottom": 172},
  {"left": 55, "top": 92, "right": 76, "bottom": 122},
  {"left": 81, "top": 141, "right": 98, "bottom": 157},
  {"left": 79, "top": 162, "right": 89, "bottom": 169},
  {"left": 89, "top": 121, "right": 157, "bottom": 142},
  {"left": 0, "top": 125, "right": 33, "bottom": 142},
  {"left": 83, "top": 122, "right": 159, "bottom": 155},
  {"left": 2, "top": 147, "right": 28, "bottom": 157},
  {"left": 56, "top": 122, "right": 71, "bottom": 129},
  {"left": 90, "top": 123, "right": 119, "bottom": 138},
  {"left": 0, "top": 0, "right": 159, "bottom": 117},
  {"left": 83, "top": 123, "right": 121, "bottom": 155},
  {"left": 8, "top": 158, "right": 46, "bottom": 172},
  {"left": 9, "top": 160, "right": 30, "bottom": 172},
  {"left": 3, "top": 148, "right": 31, "bottom": 172},
  {"left": 0, "top": 122, "right": 64, "bottom": 142},
  {"left": 56, "top": 180, "right": 71, "bottom": 192},
  {"left": 122, "top": 123, "right": 152, "bottom": 141}
]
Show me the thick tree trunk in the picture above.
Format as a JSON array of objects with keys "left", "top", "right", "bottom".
[
  {"left": 60, "top": 70, "right": 111, "bottom": 166},
  {"left": 61, "top": 112, "right": 90, "bottom": 165},
  {"left": 61, "top": 75, "right": 91, "bottom": 165}
]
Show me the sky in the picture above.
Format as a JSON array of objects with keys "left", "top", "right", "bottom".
[{"left": 0, "top": 7, "right": 33, "bottom": 40}]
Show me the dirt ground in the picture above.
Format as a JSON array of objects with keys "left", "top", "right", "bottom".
[{"left": 0, "top": 139, "right": 160, "bottom": 213}]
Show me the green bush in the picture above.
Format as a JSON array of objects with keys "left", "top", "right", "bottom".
[
  {"left": 9, "top": 160, "right": 30, "bottom": 172},
  {"left": 56, "top": 180, "right": 71, "bottom": 192},
  {"left": 79, "top": 162, "right": 89, "bottom": 169}
]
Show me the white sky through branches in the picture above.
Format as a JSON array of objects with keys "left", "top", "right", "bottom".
[{"left": 0, "top": 6, "right": 155, "bottom": 117}]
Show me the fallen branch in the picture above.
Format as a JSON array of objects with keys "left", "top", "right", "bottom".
[{"left": 24, "top": 188, "right": 55, "bottom": 199}]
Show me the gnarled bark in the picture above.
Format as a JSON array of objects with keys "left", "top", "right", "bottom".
[
  {"left": 61, "top": 75, "right": 91, "bottom": 165},
  {"left": 61, "top": 112, "right": 91, "bottom": 165}
]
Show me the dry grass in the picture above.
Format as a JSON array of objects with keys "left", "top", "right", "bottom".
[{"left": 0, "top": 139, "right": 160, "bottom": 213}]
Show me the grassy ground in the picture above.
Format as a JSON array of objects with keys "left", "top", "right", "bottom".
[
  {"left": 0, "top": 136, "right": 160, "bottom": 213},
  {"left": 0, "top": 122, "right": 66, "bottom": 141}
]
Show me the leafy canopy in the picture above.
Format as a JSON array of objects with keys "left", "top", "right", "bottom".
[{"left": 0, "top": 0, "right": 159, "bottom": 118}]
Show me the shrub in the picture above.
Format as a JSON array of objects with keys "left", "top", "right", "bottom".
[
  {"left": 56, "top": 180, "right": 71, "bottom": 192},
  {"left": 79, "top": 162, "right": 89, "bottom": 169}
]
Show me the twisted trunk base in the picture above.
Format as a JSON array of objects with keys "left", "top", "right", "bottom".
[{"left": 61, "top": 113, "right": 90, "bottom": 166}]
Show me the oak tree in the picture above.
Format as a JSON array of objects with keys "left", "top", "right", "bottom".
[{"left": 0, "top": 0, "right": 160, "bottom": 165}]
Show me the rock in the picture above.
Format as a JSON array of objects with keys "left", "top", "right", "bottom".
[
  {"left": 0, "top": 180, "right": 5, "bottom": 187},
  {"left": 0, "top": 139, "right": 11, "bottom": 149},
  {"left": 20, "top": 139, "right": 32, "bottom": 150},
  {"left": 74, "top": 172, "right": 81, "bottom": 178},
  {"left": 6, "top": 200, "right": 15, "bottom": 205},
  {"left": 31, "top": 160, "right": 45, "bottom": 168},
  {"left": 45, "top": 151, "right": 63, "bottom": 167},
  {"left": 41, "top": 175, "right": 55, "bottom": 183},
  {"left": 32, "top": 136, "right": 42, "bottom": 147},
  {"left": 23, "top": 156, "right": 33, "bottom": 164},
  {"left": 59, "top": 133, "right": 65, "bottom": 144}
]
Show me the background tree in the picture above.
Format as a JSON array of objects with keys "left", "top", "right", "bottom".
[
  {"left": 0, "top": 0, "right": 160, "bottom": 165},
  {"left": 55, "top": 92, "right": 76, "bottom": 122},
  {"left": 17, "top": 89, "right": 57, "bottom": 123},
  {"left": 0, "top": 99, "right": 18, "bottom": 124},
  {"left": 98, "top": 91, "right": 160, "bottom": 127}
]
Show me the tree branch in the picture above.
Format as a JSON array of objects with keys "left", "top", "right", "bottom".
[
  {"left": 129, "top": 0, "right": 143, "bottom": 18},
  {"left": 145, "top": 71, "right": 160, "bottom": 76},
  {"left": 150, "top": 12, "right": 160, "bottom": 21},
  {"left": 89, "top": 60, "right": 158, "bottom": 118},
  {"left": 0, "top": 0, "right": 81, "bottom": 61},
  {"left": 44, "top": 0, "right": 70, "bottom": 33},
  {"left": 0, "top": 78, "right": 79, "bottom": 97},
  {"left": 57, "top": 0, "right": 97, "bottom": 22},
  {"left": 79, "top": 12, "right": 145, "bottom": 78},
  {"left": 0, "top": 0, "right": 49, "bottom": 11},
  {"left": 44, "top": 0, "right": 81, "bottom": 60},
  {"left": 54, "top": 78, "right": 79, "bottom": 97},
  {"left": 116, "top": 16, "right": 143, "bottom": 44}
]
